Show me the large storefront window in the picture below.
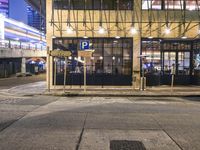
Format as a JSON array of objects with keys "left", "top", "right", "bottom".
[
  {"left": 54, "top": 0, "right": 133, "bottom": 10},
  {"left": 53, "top": 38, "right": 133, "bottom": 86},
  {"left": 141, "top": 39, "right": 161, "bottom": 86},
  {"left": 141, "top": 39, "right": 200, "bottom": 86}
]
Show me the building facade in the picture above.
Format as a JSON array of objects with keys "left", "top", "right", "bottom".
[
  {"left": 46, "top": 0, "right": 200, "bottom": 89},
  {"left": 27, "top": 5, "right": 46, "bottom": 33},
  {"left": 0, "top": 0, "right": 9, "bottom": 17}
]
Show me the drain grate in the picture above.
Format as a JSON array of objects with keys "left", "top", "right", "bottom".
[{"left": 110, "top": 140, "right": 146, "bottom": 150}]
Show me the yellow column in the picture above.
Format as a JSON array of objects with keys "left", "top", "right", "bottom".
[
  {"left": 46, "top": 0, "right": 53, "bottom": 90},
  {"left": 132, "top": 0, "right": 142, "bottom": 90}
]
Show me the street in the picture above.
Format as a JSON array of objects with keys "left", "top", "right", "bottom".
[{"left": 0, "top": 78, "right": 200, "bottom": 150}]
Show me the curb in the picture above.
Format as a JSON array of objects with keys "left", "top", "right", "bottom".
[{"left": 41, "top": 93, "right": 200, "bottom": 97}]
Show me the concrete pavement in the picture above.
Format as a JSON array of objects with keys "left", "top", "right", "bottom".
[
  {"left": 0, "top": 96, "right": 200, "bottom": 150},
  {"left": 4, "top": 81, "right": 200, "bottom": 97}
]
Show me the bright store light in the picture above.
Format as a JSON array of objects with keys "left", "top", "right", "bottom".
[
  {"left": 165, "top": 27, "right": 171, "bottom": 34},
  {"left": 66, "top": 26, "right": 73, "bottom": 34},
  {"left": 181, "top": 36, "right": 187, "bottom": 39},
  {"left": 115, "top": 35, "right": 120, "bottom": 39},
  {"left": 98, "top": 26, "right": 105, "bottom": 34},
  {"left": 130, "top": 26, "right": 137, "bottom": 35}
]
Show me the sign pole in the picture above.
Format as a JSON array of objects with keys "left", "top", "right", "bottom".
[
  {"left": 171, "top": 74, "right": 174, "bottom": 93},
  {"left": 84, "top": 57, "right": 87, "bottom": 93},
  {"left": 47, "top": 47, "right": 50, "bottom": 92},
  {"left": 54, "top": 58, "right": 57, "bottom": 89},
  {"left": 63, "top": 57, "right": 67, "bottom": 93},
  {"left": 171, "top": 64, "right": 175, "bottom": 94}
]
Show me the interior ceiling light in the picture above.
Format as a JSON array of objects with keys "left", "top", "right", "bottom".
[
  {"left": 83, "top": 35, "right": 88, "bottom": 39},
  {"left": 98, "top": 26, "right": 105, "bottom": 34},
  {"left": 130, "top": 26, "right": 137, "bottom": 35},
  {"left": 115, "top": 35, "right": 120, "bottom": 39},
  {"left": 66, "top": 25, "right": 74, "bottom": 34},
  {"left": 181, "top": 36, "right": 187, "bottom": 39},
  {"left": 52, "top": 35, "right": 56, "bottom": 39},
  {"left": 165, "top": 27, "right": 171, "bottom": 34}
]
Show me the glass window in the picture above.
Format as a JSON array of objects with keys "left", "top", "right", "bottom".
[
  {"left": 102, "top": 0, "right": 116, "bottom": 10},
  {"left": 72, "top": 0, "right": 85, "bottom": 9},
  {"left": 165, "top": 0, "right": 184, "bottom": 10},
  {"left": 119, "top": 0, "right": 133, "bottom": 10},
  {"left": 54, "top": 0, "right": 133, "bottom": 10},
  {"left": 93, "top": 0, "right": 101, "bottom": 9},
  {"left": 53, "top": 37, "right": 132, "bottom": 85},
  {"left": 178, "top": 52, "right": 190, "bottom": 75},
  {"left": 186, "top": 0, "right": 200, "bottom": 10},
  {"left": 142, "top": 40, "right": 161, "bottom": 72},
  {"left": 142, "top": 0, "right": 162, "bottom": 10}
]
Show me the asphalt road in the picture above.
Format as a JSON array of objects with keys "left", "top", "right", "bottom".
[{"left": 0, "top": 95, "right": 200, "bottom": 150}]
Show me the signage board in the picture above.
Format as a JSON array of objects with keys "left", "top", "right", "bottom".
[
  {"left": 78, "top": 50, "right": 94, "bottom": 58},
  {"left": 80, "top": 41, "right": 90, "bottom": 50},
  {"left": 49, "top": 50, "right": 71, "bottom": 57}
]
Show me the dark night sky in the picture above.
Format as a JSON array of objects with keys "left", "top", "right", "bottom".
[{"left": 9, "top": 0, "right": 28, "bottom": 24}]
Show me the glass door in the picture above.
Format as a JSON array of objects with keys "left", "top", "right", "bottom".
[
  {"left": 178, "top": 52, "right": 190, "bottom": 75},
  {"left": 163, "top": 52, "right": 176, "bottom": 75}
]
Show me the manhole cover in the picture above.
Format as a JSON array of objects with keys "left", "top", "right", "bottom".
[{"left": 110, "top": 140, "right": 146, "bottom": 150}]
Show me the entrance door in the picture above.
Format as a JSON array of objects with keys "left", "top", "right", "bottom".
[{"left": 161, "top": 51, "right": 191, "bottom": 85}]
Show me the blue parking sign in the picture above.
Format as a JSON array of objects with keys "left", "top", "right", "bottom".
[{"left": 80, "top": 41, "right": 89, "bottom": 50}]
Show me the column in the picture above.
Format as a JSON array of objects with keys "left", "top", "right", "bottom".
[
  {"left": 21, "top": 57, "right": 26, "bottom": 74},
  {"left": 132, "top": 0, "right": 142, "bottom": 89}
]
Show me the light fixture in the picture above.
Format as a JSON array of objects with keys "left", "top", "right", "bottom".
[
  {"left": 66, "top": 25, "right": 73, "bottom": 34},
  {"left": 54, "top": 58, "right": 58, "bottom": 62},
  {"left": 130, "top": 26, "right": 137, "bottom": 35},
  {"left": 68, "top": 56, "right": 72, "bottom": 60},
  {"left": 83, "top": 35, "right": 88, "bottom": 39},
  {"left": 115, "top": 35, "right": 120, "bottom": 39},
  {"left": 99, "top": 56, "right": 103, "bottom": 60},
  {"left": 165, "top": 27, "right": 171, "bottom": 34},
  {"left": 98, "top": 26, "right": 105, "bottom": 34},
  {"left": 52, "top": 35, "right": 56, "bottom": 39},
  {"left": 112, "top": 56, "right": 115, "bottom": 60},
  {"left": 181, "top": 36, "right": 187, "bottom": 39},
  {"left": 148, "top": 36, "right": 153, "bottom": 39}
]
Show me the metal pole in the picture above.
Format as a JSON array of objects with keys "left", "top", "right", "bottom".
[
  {"left": 171, "top": 64, "right": 175, "bottom": 93},
  {"left": 47, "top": 47, "right": 50, "bottom": 92},
  {"left": 171, "top": 74, "right": 174, "bottom": 93},
  {"left": 84, "top": 57, "right": 86, "bottom": 93},
  {"left": 63, "top": 57, "right": 67, "bottom": 93},
  {"left": 54, "top": 58, "right": 57, "bottom": 89}
]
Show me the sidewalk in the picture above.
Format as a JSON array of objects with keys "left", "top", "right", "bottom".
[
  {"left": 45, "top": 85, "right": 200, "bottom": 97},
  {"left": 3, "top": 80, "right": 200, "bottom": 97}
]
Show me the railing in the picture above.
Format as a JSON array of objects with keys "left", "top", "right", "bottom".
[{"left": 0, "top": 39, "right": 46, "bottom": 51}]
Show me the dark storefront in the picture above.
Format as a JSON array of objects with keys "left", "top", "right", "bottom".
[
  {"left": 0, "top": 58, "right": 21, "bottom": 78},
  {"left": 142, "top": 38, "right": 200, "bottom": 86},
  {"left": 53, "top": 38, "right": 133, "bottom": 86}
]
